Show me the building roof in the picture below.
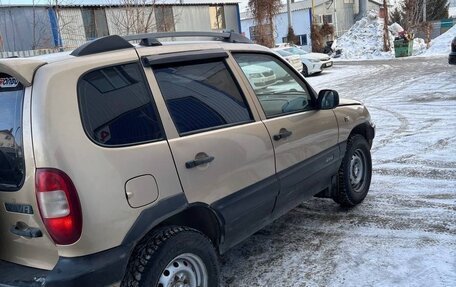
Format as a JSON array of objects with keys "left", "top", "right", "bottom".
[
  {"left": 240, "top": 0, "right": 391, "bottom": 20},
  {"left": 1, "top": 1, "right": 240, "bottom": 8}
]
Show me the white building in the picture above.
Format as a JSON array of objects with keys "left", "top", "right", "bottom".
[
  {"left": 450, "top": 0, "right": 456, "bottom": 18},
  {"left": 240, "top": 0, "right": 386, "bottom": 50}
]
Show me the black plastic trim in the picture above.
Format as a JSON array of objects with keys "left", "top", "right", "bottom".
[
  {"left": 212, "top": 175, "right": 280, "bottom": 253},
  {"left": 273, "top": 143, "right": 343, "bottom": 218},
  {"left": 213, "top": 143, "right": 346, "bottom": 253},
  {"left": 122, "top": 193, "right": 188, "bottom": 245},
  {"left": 142, "top": 50, "right": 228, "bottom": 67},
  {"left": 0, "top": 243, "right": 131, "bottom": 287},
  {"left": 71, "top": 35, "right": 134, "bottom": 57}
]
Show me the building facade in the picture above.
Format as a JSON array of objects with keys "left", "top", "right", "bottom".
[
  {"left": 0, "top": 2, "right": 241, "bottom": 52},
  {"left": 240, "top": 0, "right": 386, "bottom": 50}
]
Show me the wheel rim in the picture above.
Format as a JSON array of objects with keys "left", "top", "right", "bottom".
[
  {"left": 157, "top": 253, "right": 208, "bottom": 287},
  {"left": 349, "top": 149, "right": 367, "bottom": 193}
]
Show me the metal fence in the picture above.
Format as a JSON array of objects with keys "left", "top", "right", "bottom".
[{"left": 0, "top": 48, "right": 63, "bottom": 59}]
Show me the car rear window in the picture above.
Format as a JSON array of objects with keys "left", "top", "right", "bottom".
[{"left": 0, "top": 73, "right": 25, "bottom": 191}]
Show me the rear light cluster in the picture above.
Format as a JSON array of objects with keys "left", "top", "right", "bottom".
[{"left": 35, "top": 169, "right": 82, "bottom": 245}]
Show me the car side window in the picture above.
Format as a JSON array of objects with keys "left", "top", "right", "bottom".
[
  {"left": 153, "top": 60, "right": 253, "bottom": 135},
  {"left": 78, "top": 62, "right": 164, "bottom": 146},
  {"left": 233, "top": 53, "right": 314, "bottom": 118}
]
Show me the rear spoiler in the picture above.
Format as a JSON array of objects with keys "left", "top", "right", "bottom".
[{"left": 0, "top": 58, "right": 46, "bottom": 87}]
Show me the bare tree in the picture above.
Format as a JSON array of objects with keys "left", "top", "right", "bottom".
[
  {"left": 47, "top": 0, "right": 82, "bottom": 49},
  {"left": 106, "top": 0, "right": 166, "bottom": 35},
  {"left": 248, "top": 0, "right": 282, "bottom": 47},
  {"left": 383, "top": 0, "right": 391, "bottom": 51},
  {"left": 31, "top": 0, "right": 52, "bottom": 49}
]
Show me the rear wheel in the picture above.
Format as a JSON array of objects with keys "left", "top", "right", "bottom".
[
  {"left": 122, "top": 226, "right": 219, "bottom": 287},
  {"left": 333, "top": 135, "right": 372, "bottom": 207}
]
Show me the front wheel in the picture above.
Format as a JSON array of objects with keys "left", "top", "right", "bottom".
[
  {"left": 122, "top": 226, "right": 219, "bottom": 287},
  {"left": 302, "top": 65, "right": 309, "bottom": 77},
  {"left": 333, "top": 135, "right": 372, "bottom": 207}
]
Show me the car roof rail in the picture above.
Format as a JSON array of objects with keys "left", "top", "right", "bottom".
[
  {"left": 71, "top": 32, "right": 252, "bottom": 57},
  {"left": 123, "top": 31, "right": 252, "bottom": 45}
]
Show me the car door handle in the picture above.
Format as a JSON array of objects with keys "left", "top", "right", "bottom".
[
  {"left": 273, "top": 128, "right": 293, "bottom": 141},
  {"left": 186, "top": 154, "right": 215, "bottom": 169}
]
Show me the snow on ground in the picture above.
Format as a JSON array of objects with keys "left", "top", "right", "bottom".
[
  {"left": 220, "top": 56, "right": 456, "bottom": 286},
  {"left": 424, "top": 25, "right": 456, "bottom": 56}
]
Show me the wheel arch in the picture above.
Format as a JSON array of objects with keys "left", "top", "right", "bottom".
[
  {"left": 122, "top": 194, "right": 224, "bottom": 255},
  {"left": 158, "top": 203, "right": 224, "bottom": 251},
  {"left": 348, "top": 121, "right": 375, "bottom": 147}
]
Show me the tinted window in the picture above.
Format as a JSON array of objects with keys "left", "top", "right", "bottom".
[
  {"left": 78, "top": 63, "right": 164, "bottom": 146},
  {"left": 0, "top": 74, "right": 25, "bottom": 191},
  {"left": 233, "top": 53, "right": 313, "bottom": 118},
  {"left": 154, "top": 60, "right": 253, "bottom": 135}
]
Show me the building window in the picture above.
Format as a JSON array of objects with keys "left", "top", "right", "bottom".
[
  {"left": 322, "top": 14, "right": 333, "bottom": 24},
  {"left": 298, "top": 34, "right": 307, "bottom": 46},
  {"left": 155, "top": 6, "right": 175, "bottom": 32},
  {"left": 209, "top": 6, "right": 226, "bottom": 30},
  {"left": 344, "top": 0, "right": 354, "bottom": 3}
]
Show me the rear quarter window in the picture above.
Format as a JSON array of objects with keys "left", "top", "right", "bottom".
[
  {"left": 77, "top": 63, "right": 164, "bottom": 146},
  {"left": 0, "top": 73, "right": 25, "bottom": 191}
]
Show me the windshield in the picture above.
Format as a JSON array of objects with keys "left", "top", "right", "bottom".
[
  {"left": 276, "top": 50, "right": 293, "bottom": 57},
  {"left": 0, "top": 74, "right": 25, "bottom": 191},
  {"left": 284, "top": 47, "right": 307, "bottom": 55}
]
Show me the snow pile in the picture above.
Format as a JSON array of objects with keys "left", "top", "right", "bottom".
[
  {"left": 334, "top": 10, "right": 427, "bottom": 59},
  {"left": 424, "top": 25, "right": 456, "bottom": 55},
  {"left": 334, "top": 11, "right": 395, "bottom": 59},
  {"left": 413, "top": 38, "right": 427, "bottom": 55}
]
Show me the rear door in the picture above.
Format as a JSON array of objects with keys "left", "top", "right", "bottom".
[
  {"left": 232, "top": 53, "right": 340, "bottom": 218},
  {"left": 0, "top": 73, "right": 58, "bottom": 270},
  {"left": 142, "top": 50, "right": 278, "bottom": 250}
]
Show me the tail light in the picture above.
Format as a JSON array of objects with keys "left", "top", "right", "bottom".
[{"left": 35, "top": 169, "right": 82, "bottom": 245}]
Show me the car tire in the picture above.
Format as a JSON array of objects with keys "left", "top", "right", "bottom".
[
  {"left": 121, "top": 226, "right": 220, "bottom": 287},
  {"left": 302, "top": 65, "right": 309, "bottom": 77},
  {"left": 333, "top": 135, "right": 372, "bottom": 207}
]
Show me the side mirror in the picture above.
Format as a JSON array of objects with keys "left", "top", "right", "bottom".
[{"left": 317, "top": 89, "right": 339, "bottom": 110}]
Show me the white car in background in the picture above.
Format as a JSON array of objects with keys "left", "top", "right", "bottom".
[
  {"left": 275, "top": 46, "right": 333, "bottom": 76},
  {"left": 240, "top": 64, "right": 277, "bottom": 89},
  {"left": 273, "top": 49, "right": 304, "bottom": 73}
]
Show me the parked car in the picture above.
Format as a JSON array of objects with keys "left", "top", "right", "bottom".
[
  {"left": 275, "top": 46, "right": 333, "bottom": 76},
  {"left": 0, "top": 32, "right": 375, "bottom": 287},
  {"left": 273, "top": 49, "right": 304, "bottom": 73},
  {"left": 450, "top": 36, "right": 456, "bottom": 65},
  {"left": 241, "top": 64, "right": 277, "bottom": 89}
]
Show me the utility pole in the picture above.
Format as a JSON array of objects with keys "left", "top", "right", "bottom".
[
  {"left": 423, "top": 0, "right": 427, "bottom": 21},
  {"left": 287, "top": 0, "right": 292, "bottom": 29},
  {"left": 333, "top": 0, "right": 338, "bottom": 37},
  {"left": 312, "top": 0, "right": 316, "bottom": 24}
]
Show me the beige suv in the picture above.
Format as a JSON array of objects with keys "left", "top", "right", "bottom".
[{"left": 0, "top": 32, "right": 375, "bottom": 287}]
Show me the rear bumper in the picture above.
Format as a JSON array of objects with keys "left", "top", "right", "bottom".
[{"left": 0, "top": 244, "right": 131, "bottom": 287}]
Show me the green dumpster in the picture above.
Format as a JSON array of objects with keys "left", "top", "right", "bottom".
[{"left": 394, "top": 39, "right": 413, "bottom": 58}]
